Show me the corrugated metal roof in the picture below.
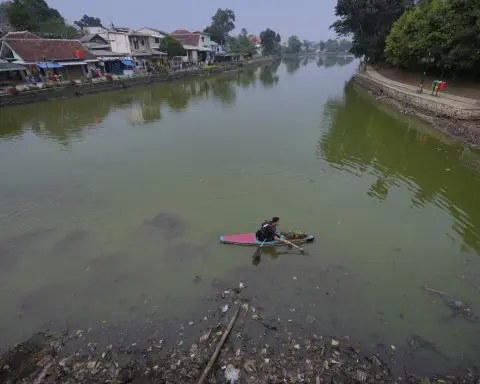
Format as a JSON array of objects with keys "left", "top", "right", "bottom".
[{"left": 0, "top": 61, "right": 26, "bottom": 72}]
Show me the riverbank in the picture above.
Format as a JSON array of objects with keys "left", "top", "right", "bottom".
[
  {"left": 353, "top": 67, "right": 480, "bottom": 147},
  {"left": 0, "top": 57, "right": 275, "bottom": 109},
  {"left": 1, "top": 281, "right": 477, "bottom": 384}
]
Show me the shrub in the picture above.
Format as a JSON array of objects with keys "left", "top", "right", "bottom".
[
  {"left": 105, "top": 73, "right": 114, "bottom": 82},
  {"left": 155, "top": 66, "right": 169, "bottom": 75},
  {"left": 67, "top": 80, "right": 77, "bottom": 87}
]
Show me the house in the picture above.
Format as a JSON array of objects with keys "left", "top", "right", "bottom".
[
  {"left": 83, "top": 26, "right": 108, "bottom": 35},
  {"left": 248, "top": 35, "right": 263, "bottom": 57},
  {"left": 0, "top": 58, "right": 27, "bottom": 87},
  {"left": 80, "top": 33, "right": 133, "bottom": 75},
  {"left": 170, "top": 30, "right": 214, "bottom": 63},
  {"left": 136, "top": 27, "right": 166, "bottom": 51},
  {"left": 103, "top": 27, "right": 166, "bottom": 70},
  {"left": 0, "top": 31, "right": 98, "bottom": 81}
]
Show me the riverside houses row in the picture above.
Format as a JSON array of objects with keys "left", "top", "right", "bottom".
[{"left": 0, "top": 26, "right": 258, "bottom": 89}]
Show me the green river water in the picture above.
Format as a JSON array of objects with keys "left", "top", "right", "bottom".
[{"left": 1, "top": 56, "right": 480, "bottom": 374}]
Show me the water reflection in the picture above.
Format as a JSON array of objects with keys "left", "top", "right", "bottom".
[
  {"left": 284, "top": 58, "right": 301, "bottom": 75},
  {"left": 0, "top": 64, "right": 282, "bottom": 144},
  {"left": 315, "top": 55, "right": 354, "bottom": 68},
  {"left": 320, "top": 82, "right": 480, "bottom": 254},
  {"left": 259, "top": 61, "right": 281, "bottom": 87}
]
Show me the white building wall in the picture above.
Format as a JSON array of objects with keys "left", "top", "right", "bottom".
[
  {"left": 108, "top": 33, "right": 131, "bottom": 55},
  {"left": 85, "top": 26, "right": 108, "bottom": 35}
]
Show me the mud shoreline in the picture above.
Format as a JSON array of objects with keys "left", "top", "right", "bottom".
[
  {"left": 1, "top": 279, "right": 478, "bottom": 384},
  {"left": 353, "top": 74, "right": 480, "bottom": 148}
]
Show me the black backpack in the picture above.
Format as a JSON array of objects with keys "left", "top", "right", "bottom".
[{"left": 255, "top": 220, "right": 270, "bottom": 241}]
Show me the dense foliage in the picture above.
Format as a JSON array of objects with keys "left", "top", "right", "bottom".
[
  {"left": 74, "top": 15, "right": 103, "bottom": 29},
  {"left": 285, "top": 35, "right": 302, "bottom": 54},
  {"left": 260, "top": 28, "right": 281, "bottom": 55},
  {"left": 230, "top": 28, "right": 257, "bottom": 57},
  {"left": 385, "top": 0, "right": 480, "bottom": 76},
  {"left": 159, "top": 35, "right": 186, "bottom": 58},
  {"left": 4, "top": 0, "right": 78, "bottom": 38},
  {"left": 203, "top": 8, "right": 235, "bottom": 45},
  {"left": 320, "top": 39, "right": 353, "bottom": 53},
  {"left": 331, "top": 0, "right": 415, "bottom": 62}
]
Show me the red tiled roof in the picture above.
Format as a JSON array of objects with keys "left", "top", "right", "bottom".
[
  {"left": 3, "top": 38, "right": 96, "bottom": 62},
  {"left": 171, "top": 29, "right": 191, "bottom": 35},
  {"left": 1, "top": 31, "right": 41, "bottom": 40},
  {"left": 170, "top": 33, "right": 199, "bottom": 47},
  {"left": 248, "top": 36, "right": 261, "bottom": 45}
]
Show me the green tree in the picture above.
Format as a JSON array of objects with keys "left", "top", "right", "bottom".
[
  {"left": 203, "top": 26, "right": 223, "bottom": 45},
  {"left": 5, "top": 0, "right": 62, "bottom": 31},
  {"left": 385, "top": 0, "right": 480, "bottom": 76},
  {"left": 287, "top": 35, "right": 302, "bottom": 54},
  {"left": 4, "top": 0, "right": 78, "bottom": 38},
  {"left": 331, "top": 0, "right": 415, "bottom": 62},
  {"left": 39, "top": 18, "right": 78, "bottom": 39},
  {"left": 260, "top": 28, "right": 281, "bottom": 55},
  {"left": 230, "top": 31, "right": 256, "bottom": 57},
  {"left": 74, "top": 15, "right": 103, "bottom": 29},
  {"left": 319, "top": 40, "right": 326, "bottom": 51},
  {"left": 204, "top": 8, "right": 235, "bottom": 45},
  {"left": 303, "top": 40, "right": 311, "bottom": 52},
  {"left": 325, "top": 39, "right": 340, "bottom": 52},
  {"left": 339, "top": 39, "right": 353, "bottom": 52},
  {"left": 160, "top": 35, "right": 186, "bottom": 58}
]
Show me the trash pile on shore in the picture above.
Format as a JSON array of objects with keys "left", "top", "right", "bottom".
[{"left": 1, "top": 282, "right": 478, "bottom": 383}]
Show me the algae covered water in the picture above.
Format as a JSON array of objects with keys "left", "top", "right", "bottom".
[{"left": 1, "top": 56, "right": 480, "bottom": 374}]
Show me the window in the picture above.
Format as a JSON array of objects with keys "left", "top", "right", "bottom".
[
  {"left": 133, "top": 40, "right": 139, "bottom": 49},
  {"left": 141, "top": 39, "right": 145, "bottom": 46},
  {"left": 154, "top": 37, "right": 160, "bottom": 44},
  {"left": 201, "top": 36, "right": 204, "bottom": 42}
]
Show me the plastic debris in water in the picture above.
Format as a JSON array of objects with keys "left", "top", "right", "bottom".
[
  {"left": 225, "top": 364, "right": 240, "bottom": 383},
  {"left": 331, "top": 339, "right": 339, "bottom": 346},
  {"left": 239, "top": 281, "right": 246, "bottom": 289},
  {"left": 222, "top": 304, "right": 229, "bottom": 313}
]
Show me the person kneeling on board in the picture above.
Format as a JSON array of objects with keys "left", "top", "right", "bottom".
[{"left": 256, "top": 217, "right": 286, "bottom": 243}]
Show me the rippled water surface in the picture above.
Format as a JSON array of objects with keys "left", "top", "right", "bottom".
[{"left": 1, "top": 56, "right": 480, "bottom": 374}]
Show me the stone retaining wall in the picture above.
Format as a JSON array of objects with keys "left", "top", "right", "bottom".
[
  {"left": 353, "top": 72, "right": 480, "bottom": 120},
  {"left": 0, "top": 58, "right": 274, "bottom": 109}
]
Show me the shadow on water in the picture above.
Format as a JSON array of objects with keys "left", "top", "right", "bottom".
[
  {"left": 0, "top": 64, "right": 282, "bottom": 145},
  {"left": 320, "top": 82, "right": 480, "bottom": 255}
]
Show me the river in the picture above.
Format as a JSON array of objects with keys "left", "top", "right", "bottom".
[{"left": 1, "top": 56, "right": 480, "bottom": 375}]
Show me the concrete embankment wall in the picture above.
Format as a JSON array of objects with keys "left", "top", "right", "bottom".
[
  {"left": 0, "top": 57, "right": 274, "bottom": 109},
  {"left": 353, "top": 72, "right": 480, "bottom": 121}
]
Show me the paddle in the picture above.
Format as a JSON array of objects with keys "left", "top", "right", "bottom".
[
  {"left": 252, "top": 238, "right": 267, "bottom": 261},
  {"left": 281, "top": 238, "right": 307, "bottom": 255}
]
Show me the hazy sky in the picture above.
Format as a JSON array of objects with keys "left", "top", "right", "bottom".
[{"left": 47, "top": 0, "right": 339, "bottom": 41}]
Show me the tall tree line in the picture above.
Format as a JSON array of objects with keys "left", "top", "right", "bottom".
[{"left": 331, "top": 0, "right": 480, "bottom": 76}]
